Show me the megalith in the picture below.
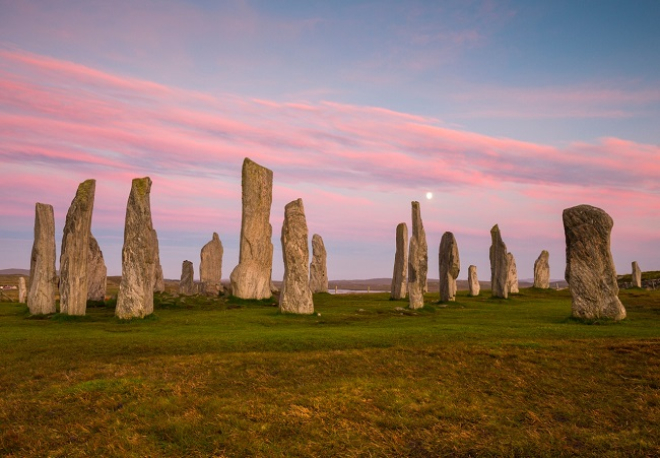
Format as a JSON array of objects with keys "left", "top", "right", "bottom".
[
  {"left": 179, "top": 260, "right": 196, "bottom": 296},
  {"left": 489, "top": 224, "right": 509, "bottom": 298},
  {"left": 507, "top": 252, "right": 519, "bottom": 294},
  {"left": 152, "top": 229, "right": 165, "bottom": 293},
  {"left": 27, "top": 203, "right": 57, "bottom": 315},
  {"left": 87, "top": 235, "right": 107, "bottom": 301},
  {"left": 230, "top": 158, "right": 274, "bottom": 299},
  {"left": 59, "top": 179, "right": 96, "bottom": 315},
  {"left": 408, "top": 201, "right": 428, "bottom": 309},
  {"left": 438, "top": 232, "right": 460, "bottom": 302},
  {"left": 632, "top": 261, "right": 642, "bottom": 288},
  {"left": 279, "top": 199, "right": 314, "bottom": 314},
  {"left": 116, "top": 177, "right": 156, "bottom": 319},
  {"left": 200, "top": 232, "right": 223, "bottom": 296},
  {"left": 468, "top": 265, "right": 480, "bottom": 296},
  {"left": 309, "top": 234, "right": 328, "bottom": 293},
  {"left": 18, "top": 277, "right": 27, "bottom": 303},
  {"left": 390, "top": 222, "right": 408, "bottom": 300},
  {"left": 563, "top": 204, "right": 626, "bottom": 321},
  {"left": 533, "top": 250, "right": 550, "bottom": 289}
]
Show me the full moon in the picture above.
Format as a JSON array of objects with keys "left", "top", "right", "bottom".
[{"left": 426, "top": 192, "right": 433, "bottom": 200}]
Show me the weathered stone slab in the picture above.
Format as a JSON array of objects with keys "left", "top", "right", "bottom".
[
  {"left": 152, "top": 229, "right": 165, "bottom": 293},
  {"left": 200, "top": 232, "right": 224, "bottom": 296},
  {"left": 279, "top": 199, "right": 314, "bottom": 314},
  {"left": 230, "top": 158, "right": 274, "bottom": 299},
  {"left": 408, "top": 201, "right": 428, "bottom": 309},
  {"left": 438, "top": 232, "right": 460, "bottom": 302},
  {"left": 468, "top": 265, "right": 480, "bottom": 296},
  {"left": 179, "top": 260, "right": 196, "bottom": 296},
  {"left": 533, "top": 250, "right": 550, "bottom": 289},
  {"left": 563, "top": 204, "right": 626, "bottom": 321},
  {"left": 87, "top": 235, "right": 107, "bottom": 301},
  {"left": 28, "top": 203, "right": 57, "bottom": 315},
  {"left": 390, "top": 222, "right": 408, "bottom": 300},
  {"left": 59, "top": 179, "right": 96, "bottom": 315},
  {"left": 632, "top": 261, "right": 642, "bottom": 288},
  {"left": 309, "top": 234, "right": 328, "bottom": 293},
  {"left": 489, "top": 224, "right": 509, "bottom": 298},
  {"left": 116, "top": 177, "right": 156, "bottom": 319},
  {"left": 507, "top": 252, "right": 519, "bottom": 294},
  {"left": 18, "top": 277, "right": 27, "bottom": 303}
]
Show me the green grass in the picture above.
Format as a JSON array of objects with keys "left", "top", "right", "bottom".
[{"left": 1, "top": 288, "right": 659, "bottom": 457}]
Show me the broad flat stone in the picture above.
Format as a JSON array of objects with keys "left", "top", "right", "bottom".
[
  {"left": 563, "top": 204, "right": 626, "bottom": 321},
  {"left": 28, "top": 203, "right": 57, "bottom": 315},
  {"left": 179, "top": 260, "right": 196, "bottom": 296},
  {"left": 87, "top": 234, "right": 107, "bottom": 301},
  {"left": 200, "top": 232, "right": 224, "bottom": 296},
  {"left": 279, "top": 198, "right": 314, "bottom": 314},
  {"left": 152, "top": 229, "right": 165, "bottom": 293},
  {"left": 116, "top": 177, "right": 156, "bottom": 319},
  {"left": 59, "top": 179, "right": 95, "bottom": 315},
  {"left": 533, "top": 250, "right": 550, "bottom": 289},
  {"left": 507, "top": 252, "right": 519, "bottom": 294},
  {"left": 489, "top": 224, "right": 509, "bottom": 298},
  {"left": 438, "top": 232, "right": 460, "bottom": 302},
  {"left": 390, "top": 222, "right": 408, "bottom": 300},
  {"left": 230, "top": 158, "right": 274, "bottom": 299},
  {"left": 632, "top": 261, "right": 642, "bottom": 288},
  {"left": 408, "top": 201, "right": 428, "bottom": 309},
  {"left": 309, "top": 234, "right": 328, "bottom": 293},
  {"left": 468, "top": 265, "right": 480, "bottom": 296}
]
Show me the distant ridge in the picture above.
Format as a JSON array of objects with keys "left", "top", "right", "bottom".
[{"left": 0, "top": 268, "right": 29, "bottom": 276}]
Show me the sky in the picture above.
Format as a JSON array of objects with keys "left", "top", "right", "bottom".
[{"left": 1, "top": 0, "right": 659, "bottom": 282}]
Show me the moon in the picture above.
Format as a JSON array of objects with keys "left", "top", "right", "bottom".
[{"left": 426, "top": 192, "right": 433, "bottom": 200}]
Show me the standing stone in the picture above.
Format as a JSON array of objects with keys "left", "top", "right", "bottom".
[
  {"left": 507, "top": 252, "right": 519, "bottom": 294},
  {"left": 59, "top": 179, "right": 96, "bottom": 315},
  {"left": 230, "top": 158, "right": 274, "bottom": 299},
  {"left": 533, "top": 250, "right": 550, "bottom": 289},
  {"left": 116, "top": 177, "right": 156, "bottom": 319},
  {"left": 468, "top": 265, "right": 480, "bottom": 296},
  {"left": 309, "top": 234, "right": 329, "bottom": 293},
  {"left": 390, "top": 223, "right": 408, "bottom": 300},
  {"left": 408, "top": 201, "right": 428, "bottom": 309},
  {"left": 279, "top": 199, "right": 314, "bottom": 314},
  {"left": 489, "top": 224, "right": 509, "bottom": 298},
  {"left": 152, "top": 229, "right": 165, "bottom": 293},
  {"left": 18, "top": 277, "right": 27, "bottom": 303},
  {"left": 200, "top": 232, "right": 224, "bottom": 296},
  {"left": 179, "top": 260, "right": 196, "bottom": 296},
  {"left": 438, "top": 232, "right": 460, "bottom": 302},
  {"left": 28, "top": 203, "right": 57, "bottom": 315},
  {"left": 87, "top": 235, "right": 107, "bottom": 301},
  {"left": 631, "top": 262, "right": 642, "bottom": 288},
  {"left": 563, "top": 204, "right": 626, "bottom": 321}
]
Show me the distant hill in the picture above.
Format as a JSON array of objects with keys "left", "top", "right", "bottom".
[{"left": 0, "top": 268, "right": 29, "bottom": 276}]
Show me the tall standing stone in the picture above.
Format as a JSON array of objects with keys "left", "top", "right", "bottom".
[
  {"left": 179, "top": 260, "right": 196, "bottom": 296},
  {"left": 468, "top": 265, "right": 480, "bottom": 296},
  {"left": 18, "top": 277, "right": 27, "bottom": 303},
  {"left": 59, "top": 179, "right": 96, "bottom": 315},
  {"left": 438, "top": 232, "right": 460, "bottom": 302},
  {"left": 28, "top": 203, "right": 57, "bottom": 315},
  {"left": 230, "top": 158, "right": 274, "bottom": 299},
  {"left": 87, "top": 235, "right": 107, "bottom": 301},
  {"left": 631, "top": 262, "right": 642, "bottom": 288},
  {"left": 116, "top": 177, "right": 156, "bottom": 319},
  {"left": 533, "top": 250, "right": 550, "bottom": 289},
  {"left": 563, "top": 204, "right": 626, "bottom": 321},
  {"left": 309, "top": 234, "right": 328, "bottom": 294},
  {"left": 152, "top": 229, "right": 165, "bottom": 293},
  {"left": 279, "top": 199, "right": 314, "bottom": 314},
  {"left": 489, "top": 224, "right": 509, "bottom": 298},
  {"left": 507, "top": 252, "right": 519, "bottom": 294},
  {"left": 408, "top": 201, "right": 428, "bottom": 309},
  {"left": 390, "top": 223, "right": 408, "bottom": 300},
  {"left": 200, "top": 232, "right": 224, "bottom": 296}
]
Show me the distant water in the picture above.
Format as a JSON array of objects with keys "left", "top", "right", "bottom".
[{"left": 328, "top": 289, "right": 387, "bottom": 295}]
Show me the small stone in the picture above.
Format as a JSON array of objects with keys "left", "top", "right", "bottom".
[
  {"left": 438, "top": 231, "right": 460, "bottom": 302},
  {"left": 489, "top": 224, "right": 509, "bottom": 299},
  {"left": 468, "top": 265, "right": 480, "bottom": 297},
  {"left": 631, "top": 261, "right": 642, "bottom": 288},
  {"left": 179, "top": 260, "right": 196, "bottom": 296},
  {"left": 18, "top": 277, "right": 27, "bottom": 303},
  {"left": 87, "top": 235, "right": 107, "bottom": 301},
  {"left": 309, "top": 234, "right": 329, "bottom": 293},
  {"left": 507, "top": 252, "right": 519, "bottom": 294},
  {"left": 408, "top": 201, "right": 428, "bottom": 309},
  {"left": 152, "top": 229, "right": 165, "bottom": 293},
  {"left": 200, "top": 232, "right": 224, "bottom": 296},
  {"left": 533, "top": 250, "right": 550, "bottom": 289},
  {"left": 28, "top": 203, "right": 57, "bottom": 315},
  {"left": 390, "top": 222, "right": 408, "bottom": 300}
]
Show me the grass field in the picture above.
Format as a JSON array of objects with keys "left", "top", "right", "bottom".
[{"left": 1, "top": 288, "right": 659, "bottom": 457}]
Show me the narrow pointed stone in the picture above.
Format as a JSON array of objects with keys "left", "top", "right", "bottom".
[
  {"left": 468, "top": 265, "right": 480, "bottom": 297},
  {"left": 18, "top": 277, "right": 27, "bottom": 303},
  {"left": 200, "top": 232, "right": 224, "bottom": 296},
  {"left": 116, "top": 177, "right": 155, "bottom": 319},
  {"left": 28, "top": 203, "right": 57, "bottom": 315},
  {"left": 279, "top": 199, "right": 314, "bottom": 314},
  {"left": 631, "top": 262, "right": 642, "bottom": 288},
  {"left": 59, "top": 179, "right": 96, "bottom": 315},
  {"left": 489, "top": 224, "right": 509, "bottom": 299},
  {"left": 408, "top": 201, "right": 428, "bottom": 309},
  {"left": 507, "top": 252, "right": 519, "bottom": 294},
  {"left": 390, "top": 223, "right": 408, "bottom": 300},
  {"left": 179, "top": 260, "right": 196, "bottom": 296},
  {"left": 87, "top": 235, "right": 107, "bottom": 301},
  {"left": 152, "top": 229, "right": 165, "bottom": 293},
  {"left": 533, "top": 250, "right": 550, "bottom": 289},
  {"left": 309, "top": 234, "right": 328, "bottom": 293},
  {"left": 438, "top": 232, "right": 460, "bottom": 302},
  {"left": 230, "top": 158, "right": 274, "bottom": 299},
  {"left": 563, "top": 204, "right": 626, "bottom": 321}
]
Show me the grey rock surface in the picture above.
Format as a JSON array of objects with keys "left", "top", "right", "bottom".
[
  {"left": 533, "top": 250, "right": 550, "bottom": 289},
  {"left": 390, "top": 222, "right": 408, "bottom": 300},
  {"left": 230, "top": 158, "right": 274, "bottom": 299},
  {"left": 152, "top": 229, "right": 165, "bottom": 293},
  {"left": 632, "top": 261, "right": 642, "bottom": 288},
  {"left": 468, "top": 265, "right": 480, "bottom": 296},
  {"left": 507, "top": 252, "right": 519, "bottom": 294},
  {"left": 179, "top": 260, "right": 196, "bottom": 296},
  {"left": 28, "top": 203, "right": 57, "bottom": 315},
  {"left": 87, "top": 234, "right": 107, "bottom": 301},
  {"left": 563, "top": 204, "right": 626, "bottom": 321},
  {"left": 200, "top": 232, "right": 224, "bottom": 296},
  {"left": 279, "top": 198, "right": 314, "bottom": 314},
  {"left": 438, "top": 232, "right": 460, "bottom": 302},
  {"left": 18, "top": 277, "right": 27, "bottom": 303},
  {"left": 408, "top": 201, "right": 428, "bottom": 309},
  {"left": 59, "top": 179, "right": 96, "bottom": 315},
  {"left": 489, "top": 224, "right": 509, "bottom": 298},
  {"left": 309, "top": 234, "right": 328, "bottom": 293}
]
